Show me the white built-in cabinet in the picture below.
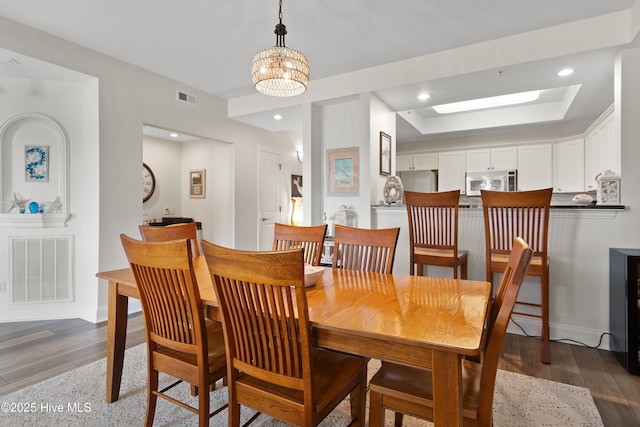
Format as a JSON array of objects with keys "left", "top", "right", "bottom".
[
  {"left": 437, "top": 151, "right": 466, "bottom": 193},
  {"left": 518, "top": 144, "right": 553, "bottom": 191},
  {"left": 584, "top": 109, "right": 618, "bottom": 191},
  {"left": 465, "top": 146, "right": 517, "bottom": 172},
  {"left": 553, "top": 138, "right": 584, "bottom": 193},
  {"left": 396, "top": 152, "right": 438, "bottom": 171},
  {"left": 394, "top": 106, "right": 618, "bottom": 194}
]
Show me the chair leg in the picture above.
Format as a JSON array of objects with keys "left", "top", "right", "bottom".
[
  {"left": 145, "top": 368, "right": 158, "bottom": 427},
  {"left": 229, "top": 393, "right": 241, "bottom": 427},
  {"left": 540, "top": 271, "right": 551, "bottom": 364},
  {"left": 461, "top": 260, "right": 467, "bottom": 280},
  {"left": 198, "top": 380, "right": 209, "bottom": 427},
  {"left": 368, "top": 389, "right": 384, "bottom": 427},
  {"left": 394, "top": 411, "right": 404, "bottom": 427}
]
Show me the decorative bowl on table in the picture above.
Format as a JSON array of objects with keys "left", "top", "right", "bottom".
[{"left": 304, "top": 265, "right": 325, "bottom": 287}]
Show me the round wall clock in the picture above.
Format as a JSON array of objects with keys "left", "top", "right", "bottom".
[{"left": 142, "top": 162, "right": 156, "bottom": 202}]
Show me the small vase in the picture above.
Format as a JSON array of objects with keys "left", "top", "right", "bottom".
[{"left": 383, "top": 176, "right": 404, "bottom": 204}]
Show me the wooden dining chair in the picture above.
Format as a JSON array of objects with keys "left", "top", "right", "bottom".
[
  {"left": 332, "top": 224, "right": 400, "bottom": 274},
  {"left": 120, "top": 234, "right": 227, "bottom": 427},
  {"left": 368, "top": 237, "right": 533, "bottom": 427},
  {"left": 405, "top": 190, "right": 468, "bottom": 278},
  {"left": 139, "top": 221, "right": 200, "bottom": 255},
  {"left": 201, "top": 241, "right": 368, "bottom": 427},
  {"left": 481, "top": 187, "right": 552, "bottom": 364},
  {"left": 272, "top": 222, "right": 327, "bottom": 266}
]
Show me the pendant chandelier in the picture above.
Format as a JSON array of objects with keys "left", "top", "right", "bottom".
[{"left": 251, "top": 0, "right": 309, "bottom": 97}]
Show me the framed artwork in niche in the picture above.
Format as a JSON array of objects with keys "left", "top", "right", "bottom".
[
  {"left": 25, "top": 145, "right": 49, "bottom": 182},
  {"left": 189, "top": 169, "right": 205, "bottom": 198}
]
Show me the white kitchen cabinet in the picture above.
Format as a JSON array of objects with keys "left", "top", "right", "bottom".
[
  {"left": 438, "top": 151, "right": 466, "bottom": 193},
  {"left": 518, "top": 144, "right": 552, "bottom": 191},
  {"left": 396, "top": 152, "right": 438, "bottom": 171},
  {"left": 553, "top": 138, "right": 584, "bottom": 193},
  {"left": 585, "top": 109, "right": 618, "bottom": 191},
  {"left": 466, "top": 146, "right": 517, "bottom": 172}
]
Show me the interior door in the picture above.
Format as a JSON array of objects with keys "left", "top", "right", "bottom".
[{"left": 258, "top": 147, "right": 282, "bottom": 250}]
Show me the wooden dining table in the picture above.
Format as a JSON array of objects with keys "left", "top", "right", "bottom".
[{"left": 96, "top": 257, "right": 490, "bottom": 427}]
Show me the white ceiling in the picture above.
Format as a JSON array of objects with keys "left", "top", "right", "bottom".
[{"left": 0, "top": 0, "right": 638, "bottom": 143}]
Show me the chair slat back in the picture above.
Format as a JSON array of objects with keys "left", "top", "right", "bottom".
[
  {"left": 405, "top": 190, "right": 460, "bottom": 251},
  {"left": 120, "top": 234, "right": 203, "bottom": 354},
  {"left": 202, "top": 242, "right": 310, "bottom": 391},
  {"left": 272, "top": 223, "right": 327, "bottom": 266},
  {"left": 481, "top": 188, "right": 552, "bottom": 257},
  {"left": 333, "top": 225, "right": 400, "bottom": 274},
  {"left": 139, "top": 222, "right": 200, "bottom": 256},
  {"left": 477, "top": 237, "right": 533, "bottom": 425}
]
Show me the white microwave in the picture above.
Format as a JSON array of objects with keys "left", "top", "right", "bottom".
[{"left": 466, "top": 170, "right": 517, "bottom": 196}]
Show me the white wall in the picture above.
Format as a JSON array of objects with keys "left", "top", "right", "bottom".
[
  {"left": 180, "top": 139, "right": 234, "bottom": 247},
  {"left": 369, "top": 94, "right": 396, "bottom": 206},
  {"left": 0, "top": 76, "right": 100, "bottom": 322},
  {"left": 0, "top": 16, "right": 298, "bottom": 323},
  {"left": 142, "top": 136, "right": 183, "bottom": 223}
]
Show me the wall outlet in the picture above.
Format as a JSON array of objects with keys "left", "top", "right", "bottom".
[
  {"left": 164, "top": 207, "right": 170, "bottom": 215},
  {"left": 0, "top": 281, "right": 6, "bottom": 293}
]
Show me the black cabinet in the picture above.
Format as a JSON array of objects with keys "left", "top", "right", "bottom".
[{"left": 610, "top": 248, "right": 640, "bottom": 374}]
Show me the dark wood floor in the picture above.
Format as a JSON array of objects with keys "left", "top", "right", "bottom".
[{"left": 1, "top": 314, "right": 639, "bottom": 426}]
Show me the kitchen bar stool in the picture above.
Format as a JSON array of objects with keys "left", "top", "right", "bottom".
[
  {"left": 405, "top": 190, "right": 468, "bottom": 278},
  {"left": 481, "top": 187, "right": 553, "bottom": 363}
]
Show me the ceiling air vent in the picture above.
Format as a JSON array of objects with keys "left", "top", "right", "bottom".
[{"left": 176, "top": 90, "right": 197, "bottom": 105}]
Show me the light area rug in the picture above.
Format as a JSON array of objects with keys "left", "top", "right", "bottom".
[{"left": 1, "top": 344, "right": 603, "bottom": 427}]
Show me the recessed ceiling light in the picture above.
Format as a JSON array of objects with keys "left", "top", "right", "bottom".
[
  {"left": 170, "top": 133, "right": 179, "bottom": 138},
  {"left": 273, "top": 114, "right": 283, "bottom": 120},
  {"left": 557, "top": 68, "right": 574, "bottom": 77},
  {"left": 417, "top": 93, "right": 431, "bottom": 101},
  {"left": 432, "top": 90, "right": 541, "bottom": 114}
]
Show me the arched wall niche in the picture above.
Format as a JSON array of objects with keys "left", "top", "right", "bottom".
[{"left": 0, "top": 112, "right": 70, "bottom": 228}]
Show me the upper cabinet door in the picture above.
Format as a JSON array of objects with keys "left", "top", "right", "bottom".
[
  {"left": 438, "top": 151, "right": 466, "bottom": 193},
  {"left": 553, "top": 138, "right": 584, "bottom": 193},
  {"left": 466, "top": 147, "right": 517, "bottom": 172},
  {"left": 397, "top": 153, "right": 438, "bottom": 171},
  {"left": 490, "top": 146, "right": 518, "bottom": 171},
  {"left": 518, "top": 144, "right": 552, "bottom": 191},
  {"left": 413, "top": 152, "right": 438, "bottom": 170},
  {"left": 396, "top": 154, "right": 413, "bottom": 171},
  {"left": 465, "top": 149, "right": 491, "bottom": 172}
]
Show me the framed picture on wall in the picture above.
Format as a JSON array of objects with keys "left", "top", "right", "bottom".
[
  {"left": 379, "top": 132, "right": 391, "bottom": 176},
  {"left": 189, "top": 169, "right": 205, "bottom": 198},
  {"left": 327, "top": 147, "right": 359, "bottom": 196},
  {"left": 291, "top": 174, "right": 303, "bottom": 197},
  {"left": 25, "top": 145, "right": 49, "bottom": 182}
]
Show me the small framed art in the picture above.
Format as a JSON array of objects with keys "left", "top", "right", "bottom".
[
  {"left": 189, "top": 169, "right": 205, "bottom": 198},
  {"left": 25, "top": 145, "right": 49, "bottom": 182},
  {"left": 327, "top": 147, "right": 359, "bottom": 196},
  {"left": 291, "top": 174, "right": 303, "bottom": 197},
  {"left": 379, "top": 132, "right": 391, "bottom": 176}
]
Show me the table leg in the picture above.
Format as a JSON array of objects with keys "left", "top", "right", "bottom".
[
  {"left": 432, "top": 350, "right": 463, "bottom": 427},
  {"left": 106, "top": 281, "right": 129, "bottom": 403}
]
